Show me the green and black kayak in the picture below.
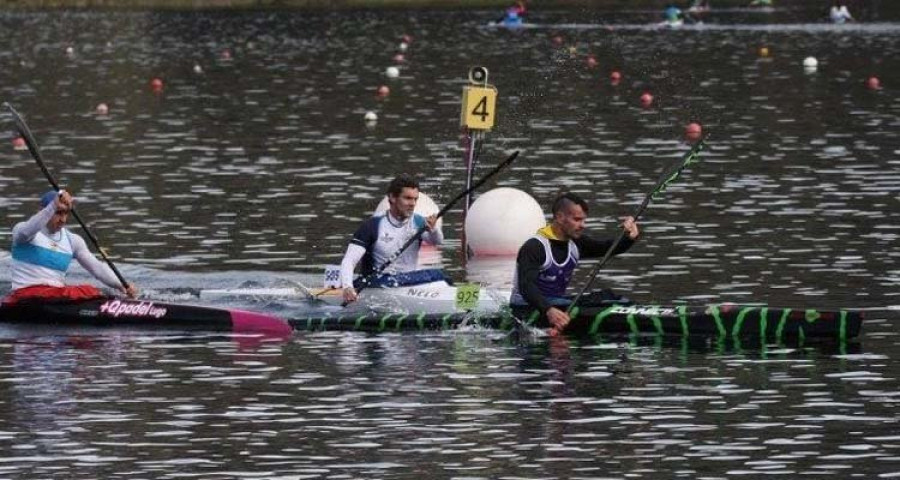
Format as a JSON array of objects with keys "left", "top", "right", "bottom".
[{"left": 288, "top": 303, "right": 862, "bottom": 342}]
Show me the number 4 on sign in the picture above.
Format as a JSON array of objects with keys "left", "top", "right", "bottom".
[{"left": 460, "top": 86, "right": 497, "bottom": 130}]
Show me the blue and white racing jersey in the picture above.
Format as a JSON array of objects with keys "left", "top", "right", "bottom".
[{"left": 340, "top": 212, "right": 443, "bottom": 289}]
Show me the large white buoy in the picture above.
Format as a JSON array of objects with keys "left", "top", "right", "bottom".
[
  {"left": 465, "top": 187, "right": 545, "bottom": 256},
  {"left": 385, "top": 66, "right": 400, "bottom": 78},
  {"left": 803, "top": 56, "right": 818, "bottom": 68},
  {"left": 373, "top": 191, "right": 443, "bottom": 244}
]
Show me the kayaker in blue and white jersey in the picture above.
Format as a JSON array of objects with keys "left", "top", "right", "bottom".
[
  {"left": 4, "top": 190, "right": 138, "bottom": 305},
  {"left": 340, "top": 174, "right": 443, "bottom": 305},
  {"left": 510, "top": 192, "right": 640, "bottom": 331}
]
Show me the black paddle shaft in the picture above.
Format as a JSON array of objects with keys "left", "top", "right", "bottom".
[
  {"left": 566, "top": 138, "right": 708, "bottom": 314},
  {"left": 4, "top": 103, "right": 130, "bottom": 291},
  {"left": 350, "top": 150, "right": 520, "bottom": 301}
]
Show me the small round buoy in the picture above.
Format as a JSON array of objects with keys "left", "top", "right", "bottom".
[
  {"left": 586, "top": 55, "right": 598, "bottom": 68},
  {"left": 866, "top": 76, "right": 881, "bottom": 90},
  {"left": 150, "top": 77, "right": 164, "bottom": 92},
  {"left": 385, "top": 66, "right": 400, "bottom": 79},
  {"left": 759, "top": 46, "right": 770, "bottom": 58},
  {"left": 65, "top": 46, "right": 74, "bottom": 56},
  {"left": 640, "top": 92, "right": 654, "bottom": 108},
  {"left": 610, "top": 70, "right": 622, "bottom": 86},
  {"left": 220, "top": 49, "right": 232, "bottom": 60},
  {"left": 364, "top": 111, "right": 378, "bottom": 122},
  {"left": 685, "top": 122, "right": 702, "bottom": 142},
  {"left": 567, "top": 46, "right": 577, "bottom": 56},
  {"left": 95, "top": 103, "right": 109, "bottom": 115},
  {"left": 376, "top": 85, "right": 390, "bottom": 98},
  {"left": 193, "top": 63, "right": 203, "bottom": 74},
  {"left": 398, "top": 42, "right": 408, "bottom": 52},
  {"left": 803, "top": 56, "right": 818, "bottom": 68},
  {"left": 551, "top": 35, "right": 564, "bottom": 46},
  {"left": 401, "top": 34, "right": 412, "bottom": 44},
  {"left": 12, "top": 137, "right": 26, "bottom": 150},
  {"left": 392, "top": 53, "right": 405, "bottom": 64}
]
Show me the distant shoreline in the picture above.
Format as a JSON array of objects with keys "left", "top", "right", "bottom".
[{"left": 0, "top": 0, "right": 806, "bottom": 11}]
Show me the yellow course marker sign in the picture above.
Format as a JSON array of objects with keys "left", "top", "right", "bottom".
[
  {"left": 455, "top": 283, "right": 481, "bottom": 311},
  {"left": 460, "top": 85, "right": 498, "bottom": 130}
]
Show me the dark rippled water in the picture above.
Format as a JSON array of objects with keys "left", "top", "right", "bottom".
[{"left": 0, "top": 5, "right": 899, "bottom": 478}]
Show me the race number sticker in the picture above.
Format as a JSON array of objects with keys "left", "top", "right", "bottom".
[
  {"left": 455, "top": 283, "right": 480, "bottom": 311},
  {"left": 324, "top": 265, "right": 341, "bottom": 289}
]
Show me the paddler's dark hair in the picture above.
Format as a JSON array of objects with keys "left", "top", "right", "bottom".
[
  {"left": 386, "top": 173, "right": 420, "bottom": 197},
  {"left": 551, "top": 192, "right": 588, "bottom": 215}
]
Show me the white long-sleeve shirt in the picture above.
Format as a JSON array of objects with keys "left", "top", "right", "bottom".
[{"left": 10, "top": 202, "right": 123, "bottom": 291}]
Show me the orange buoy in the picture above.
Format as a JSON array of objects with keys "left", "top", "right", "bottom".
[{"left": 759, "top": 46, "right": 770, "bottom": 58}]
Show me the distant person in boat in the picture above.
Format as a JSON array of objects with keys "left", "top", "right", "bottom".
[
  {"left": 830, "top": 0, "right": 854, "bottom": 23},
  {"left": 497, "top": 0, "right": 526, "bottom": 26},
  {"left": 4, "top": 190, "right": 138, "bottom": 305},
  {"left": 510, "top": 192, "right": 640, "bottom": 332},
  {"left": 340, "top": 174, "right": 444, "bottom": 305},
  {"left": 663, "top": 3, "right": 684, "bottom": 23}
]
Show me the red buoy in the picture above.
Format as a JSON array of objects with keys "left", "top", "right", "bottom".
[
  {"left": 12, "top": 136, "right": 26, "bottom": 150},
  {"left": 150, "top": 78, "right": 164, "bottom": 92},
  {"left": 586, "top": 55, "right": 598, "bottom": 68},
  {"left": 393, "top": 53, "right": 405, "bottom": 64},
  {"left": 551, "top": 35, "right": 564, "bottom": 46},
  {"left": 401, "top": 34, "right": 412, "bottom": 44},
  {"left": 640, "top": 92, "right": 654, "bottom": 108},
  {"left": 685, "top": 122, "right": 702, "bottom": 142},
  {"left": 220, "top": 48, "right": 232, "bottom": 60},
  {"left": 610, "top": 70, "right": 622, "bottom": 86},
  {"left": 866, "top": 76, "right": 882, "bottom": 90},
  {"left": 95, "top": 103, "right": 109, "bottom": 115},
  {"left": 376, "top": 85, "right": 390, "bottom": 98}
]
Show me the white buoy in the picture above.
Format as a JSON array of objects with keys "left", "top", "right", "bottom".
[
  {"left": 465, "top": 188, "right": 545, "bottom": 256},
  {"left": 803, "top": 56, "right": 818, "bottom": 68},
  {"left": 385, "top": 66, "right": 400, "bottom": 79},
  {"left": 95, "top": 103, "right": 109, "bottom": 115},
  {"left": 364, "top": 111, "right": 378, "bottom": 122},
  {"left": 374, "top": 191, "right": 443, "bottom": 244},
  {"left": 398, "top": 42, "right": 408, "bottom": 52},
  {"left": 193, "top": 64, "right": 203, "bottom": 74},
  {"left": 65, "top": 46, "right": 74, "bottom": 56}
]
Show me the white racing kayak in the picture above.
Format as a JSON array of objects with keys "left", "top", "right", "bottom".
[{"left": 199, "top": 280, "right": 511, "bottom": 315}]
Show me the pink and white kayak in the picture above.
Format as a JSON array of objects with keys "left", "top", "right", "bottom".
[{"left": 0, "top": 297, "right": 292, "bottom": 336}]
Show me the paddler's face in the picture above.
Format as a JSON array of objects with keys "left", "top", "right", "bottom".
[
  {"left": 556, "top": 203, "right": 586, "bottom": 239},
  {"left": 389, "top": 187, "right": 419, "bottom": 220},
  {"left": 46, "top": 206, "right": 70, "bottom": 233}
]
